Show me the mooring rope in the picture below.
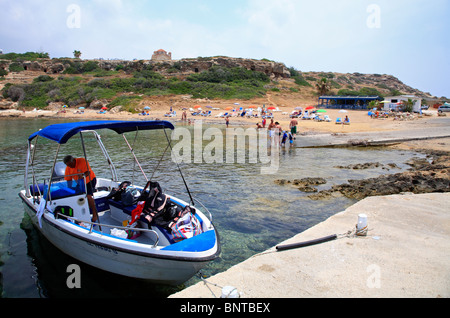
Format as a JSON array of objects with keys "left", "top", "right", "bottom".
[{"left": 197, "top": 272, "right": 223, "bottom": 298}]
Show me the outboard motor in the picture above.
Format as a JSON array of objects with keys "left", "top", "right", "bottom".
[{"left": 51, "top": 162, "right": 67, "bottom": 181}]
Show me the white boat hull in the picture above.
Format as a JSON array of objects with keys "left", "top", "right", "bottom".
[{"left": 20, "top": 192, "right": 219, "bottom": 285}]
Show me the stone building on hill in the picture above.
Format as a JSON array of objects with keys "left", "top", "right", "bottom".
[{"left": 151, "top": 49, "right": 172, "bottom": 61}]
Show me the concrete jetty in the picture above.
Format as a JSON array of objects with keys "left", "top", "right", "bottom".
[
  {"left": 294, "top": 126, "right": 450, "bottom": 148},
  {"left": 170, "top": 193, "right": 450, "bottom": 298}
]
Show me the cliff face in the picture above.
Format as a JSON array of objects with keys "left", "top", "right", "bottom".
[{"left": 0, "top": 56, "right": 291, "bottom": 79}]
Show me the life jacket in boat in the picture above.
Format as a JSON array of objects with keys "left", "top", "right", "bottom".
[{"left": 132, "top": 181, "right": 191, "bottom": 231}]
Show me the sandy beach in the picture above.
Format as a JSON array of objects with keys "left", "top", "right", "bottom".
[{"left": 2, "top": 100, "right": 449, "bottom": 152}]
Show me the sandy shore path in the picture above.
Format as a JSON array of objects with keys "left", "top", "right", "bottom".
[{"left": 2, "top": 106, "right": 448, "bottom": 151}]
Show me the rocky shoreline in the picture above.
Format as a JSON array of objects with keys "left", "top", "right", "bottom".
[{"left": 275, "top": 149, "right": 450, "bottom": 200}]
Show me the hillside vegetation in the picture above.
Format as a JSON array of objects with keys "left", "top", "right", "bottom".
[{"left": 0, "top": 52, "right": 444, "bottom": 111}]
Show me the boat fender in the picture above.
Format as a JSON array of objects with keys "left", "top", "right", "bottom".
[
  {"left": 221, "top": 286, "right": 240, "bottom": 298},
  {"left": 276, "top": 234, "right": 338, "bottom": 252},
  {"left": 356, "top": 214, "right": 368, "bottom": 236},
  {"left": 77, "top": 197, "right": 85, "bottom": 206}
]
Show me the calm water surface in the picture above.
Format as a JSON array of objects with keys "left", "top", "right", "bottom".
[{"left": 0, "top": 117, "right": 425, "bottom": 298}]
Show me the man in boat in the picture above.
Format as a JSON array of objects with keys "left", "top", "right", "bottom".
[{"left": 63, "top": 155, "right": 99, "bottom": 223}]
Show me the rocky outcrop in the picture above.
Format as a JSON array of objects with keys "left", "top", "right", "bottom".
[
  {"left": 0, "top": 56, "right": 291, "bottom": 79},
  {"left": 307, "top": 152, "right": 450, "bottom": 200},
  {"left": 334, "top": 162, "right": 400, "bottom": 170},
  {"left": 274, "top": 153, "right": 450, "bottom": 200},
  {"left": 274, "top": 177, "right": 327, "bottom": 192},
  {"left": 0, "top": 100, "right": 18, "bottom": 110},
  {"left": 173, "top": 57, "right": 291, "bottom": 79}
]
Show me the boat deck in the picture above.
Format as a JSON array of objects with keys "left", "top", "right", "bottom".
[{"left": 95, "top": 210, "right": 158, "bottom": 246}]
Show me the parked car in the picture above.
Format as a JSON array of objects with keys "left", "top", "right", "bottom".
[
  {"left": 438, "top": 105, "right": 450, "bottom": 113},
  {"left": 421, "top": 105, "right": 429, "bottom": 110}
]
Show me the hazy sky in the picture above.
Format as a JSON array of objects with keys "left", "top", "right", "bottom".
[{"left": 1, "top": 0, "right": 449, "bottom": 97}]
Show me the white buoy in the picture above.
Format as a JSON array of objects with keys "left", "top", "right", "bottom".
[
  {"left": 356, "top": 214, "right": 368, "bottom": 236},
  {"left": 221, "top": 286, "right": 240, "bottom": 298}
]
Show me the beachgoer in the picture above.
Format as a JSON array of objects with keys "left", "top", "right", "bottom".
[
  {"left": 267, "top": 119, "right": 275, "bottom": 138},
  {"left": 182, "top": 110, "right": 187, "bottom": 121},
  {"left": 63, "top": 155, "right": 99, "bottom": 223},
  {"left": 225, "top": 116, "right": 229, "bottom": 128},
  {"left": 288, "top": 131, "right": 294, "bottom": 146},
  {"left": 275, "top": 122, "right": 283, "bottom": 146},
  {"left": 262, "top": 117, "right": 266, "bottom": 128},
  {"left": 289, "top": 118, "right": 298, "bottom": 138},
  {"left": 281, "top": 131, "right": 288, "bottom": 147},
  {"left": 275, "top": 121, "right": 283, "bottom": 132}
]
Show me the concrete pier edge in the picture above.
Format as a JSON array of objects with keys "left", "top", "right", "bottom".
[{"left": 170, "top": 192, "right": 450, "bottom": 298}]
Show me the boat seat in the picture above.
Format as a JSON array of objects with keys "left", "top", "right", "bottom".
[
  {"left": 30, "top": 182, "right": 86, "bottom": 200},
  {"left": 107, "top": 199, "right": 176, "bottom": 244}
]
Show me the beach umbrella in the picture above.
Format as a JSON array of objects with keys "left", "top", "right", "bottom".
[
  {"left": 338, "top": 109, "right": 348, "bottom": 113},
  {"left": 144, "top": 106, "right": 151, "bottom": 110},
  {"left": 316, "top": 109, "right": 327, "bottom": 113},
  {"left": 305, "top": 106, "right": 315, "bottom": 110},
  {"left": 225, "top": 106, "right": 234, "bottom": 110},
  {"left": 194, "top": 105, "right": 202, "bottom": 109},
  {"left": 295, "top": 107, "right": 302, "bottom": 110},
  {"left": 206, "top": 105, "right": 213, "bottom": 108},
  {"left": 62, "top": 105, "right": 68, "bottom": 108},
  {"left": 101, "top": 106, "right": 108, "bottom": 110},
  {"left": 234, "top": 103, "right": 240, "bottom": 105},
  {"left": 267, "top": 106, "right": 276, "bottom": 110},
  {"left": 79, "top": 107, "right": 85, "bottom": 110},
  {"left": 248, "top": 105, "right": 257, "bottom": 109}
]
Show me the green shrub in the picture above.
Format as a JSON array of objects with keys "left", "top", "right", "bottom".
[
  {"left": 1, "top": 51, "right": 49, "bottom": 61},
  {"left": 2, "top": 63, "right": 274, "bottom": 108},
  {"left": 187, "top": 66, "right": 269, "bottom": 84},
  {"left": 108, "top": 95, "right": 143, "bottom": 112},
  {"left": 293, "top": 75, "right": 311, "bottom": 87},
  {"left": 337, "top": 89, "right": 360, "bottom": 96},
  {"left": 33, "top": 75, "right": 54, "bottom": 83},
  {"left": 359, "top": 87, "right": 383, "bottom": 97},
  {"left": 9, "top": 62, "right": 25, "bottom": 72}
]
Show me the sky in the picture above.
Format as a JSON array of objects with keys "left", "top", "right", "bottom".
[{"left": 1, "top": 0, "right": 449, "bottom": 98}]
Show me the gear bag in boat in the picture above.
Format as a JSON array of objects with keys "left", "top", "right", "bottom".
[{"left": 105, "top": 181, "right": 131, "bottom": 201}]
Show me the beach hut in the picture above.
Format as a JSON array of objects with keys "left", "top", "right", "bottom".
[{"left": 382, "top": 95, "right": 422, "bottom": 112}]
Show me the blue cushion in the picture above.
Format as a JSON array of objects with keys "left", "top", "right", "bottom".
[
  {"left": 30, "top": 181, "right": 86, "bottom": 200},
  {"left": 44, "top": 181, "right": 86, "bottom": 200},
  {"left": 162, "top": 230, "right": 216, "bottom": 252}
]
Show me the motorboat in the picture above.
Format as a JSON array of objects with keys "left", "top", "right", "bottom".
[{"left": 18, "top": 120, "right": 221, "bottom": 285}]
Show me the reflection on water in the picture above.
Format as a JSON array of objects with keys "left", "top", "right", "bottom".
[{"left": 0, "top": 118, "right": 426, "bottom": 297}]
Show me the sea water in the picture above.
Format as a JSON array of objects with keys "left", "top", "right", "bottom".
[{"left": 0, "top": 117, "right": 426, "bottom": 297}]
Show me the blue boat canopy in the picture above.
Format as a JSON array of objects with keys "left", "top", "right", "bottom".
[{"left": 28, "top": 120, "right": 175, "bottom": 144}]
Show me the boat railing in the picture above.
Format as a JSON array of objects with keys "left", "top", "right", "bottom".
[{"left": 55, "top": 213, "right": 160, "bottom": 248}]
